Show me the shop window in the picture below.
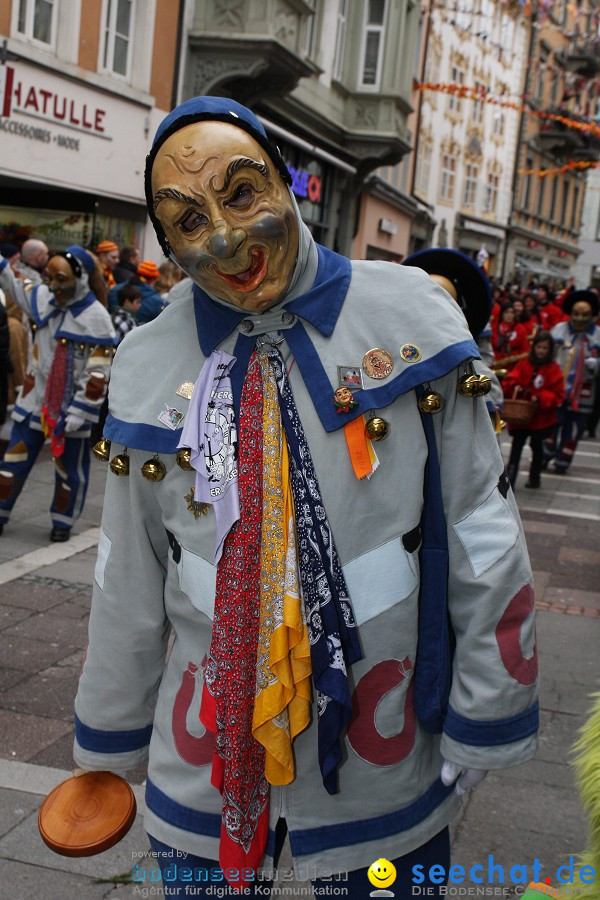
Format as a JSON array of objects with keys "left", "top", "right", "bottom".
[
  {"left": 359, "top": 0, "right": 388, "bottom": 90},
  {"left": 463, "top": 163, "right": 478, "bottom": 208},
  {"left": 333, "top": 0, "right": 347, "bottom": 81},
  {"left": 439, "top": 153, "right": 457, "bottom": 202},
  {"left": 101, "top": 0, "right": 135, "bottom": 79},
  {"left": 16, "top": 0, "right": 56, "bottom": 46}
]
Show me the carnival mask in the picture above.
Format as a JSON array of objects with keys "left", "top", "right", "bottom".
[
  {"left": 46, "top": 256, "right": 77, "bottom": 306},
  {"left": 151, "top": 121, "right": 299, "bottom": 313},
  {"left": 571, "top": 301, "right": 593, "bottom": 332}
]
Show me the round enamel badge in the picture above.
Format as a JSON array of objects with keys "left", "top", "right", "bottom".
[
  {"left": 400, "top": 343, "right": 422, "bottom": 363},
  {"left": 362, "top": 348, "right": 394, "bottom": 379}
]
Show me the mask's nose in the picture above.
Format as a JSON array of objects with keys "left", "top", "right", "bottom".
[{"left": 208, "top": 223, "right": 245, "bottom": 259}]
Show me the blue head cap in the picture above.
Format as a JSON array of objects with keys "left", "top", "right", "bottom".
[
  {"left": 144, "top": 96, "right": 291, "bottom": 256},
  {"left": 59, "top": 245, "right": 96, "bottom": 277}
]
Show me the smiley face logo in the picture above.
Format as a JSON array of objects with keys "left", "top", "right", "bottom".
[{"left": 368, "top": 857, "right": 397, "bottom": 895}]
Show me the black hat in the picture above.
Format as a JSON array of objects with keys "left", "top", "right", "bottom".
[
  {"left": 402, "top": 248, "right": 491, "bottom": 338},
  {"left": 562, "top": 289, "right": 599, "bottom": 317},
  {"left": 0, "top": 242, "right": 19, "bottom": 258}
]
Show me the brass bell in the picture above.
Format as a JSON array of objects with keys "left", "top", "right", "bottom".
[
  {"left": 109, "top": 451, "right": 130, "bottom": 477},
  {"left": 417, "top": 392, "right": 445, "bottom": 414},
  {"left": 176, "top": 448, "right": 193, "bottom": 471},
  {"left": 365, "top": 416, "right": 390, "bottom": 441},
  {"left": 141, "top": 455, "right": 167, "bottom": 482},
  {"left": 92, "top": 437, "right": 111, "bottom": 462},
  {"left": 475, "top": 374, "right": 492, "bottom": 396},
  {"left": 457, "top": 374, "right": 481, "bottom": 397}
]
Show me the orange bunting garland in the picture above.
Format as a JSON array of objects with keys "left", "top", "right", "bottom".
[
  {"left": 416, "top": 82, "right": 600, "bottom": 139},
  {"left": 518, "top": 160, "right": 600, "bottom": 177}
]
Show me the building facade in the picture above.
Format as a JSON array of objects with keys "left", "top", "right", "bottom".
[
  {"left": 179, "top": 0, "right": 420, "bottom": 256},
  {"left": 503, "top": 0, "right": 600, "bottom": 283},
  {"left": 408, "top": 0, "right": 529, "bottom": 279},
  {"left": 0, "top": 0, "right": 182, "bottom": 257}
]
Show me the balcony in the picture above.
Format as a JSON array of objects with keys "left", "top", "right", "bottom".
[
  {"left": 557, "top": 42, "right": 600, "bottom": 78},
  {"left": 532, "top": 106, "right": 597, "bottom": 161}
]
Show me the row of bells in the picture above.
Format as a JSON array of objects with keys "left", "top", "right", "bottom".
[
  {"left": 92, "top": 439, "right": 193, "bottom": 479},
  {"left": 93, "top": 373, "right": 491, "bottom": 471},
  {"left": 417, "top": 373, "right": 492, "bottom": 415}
]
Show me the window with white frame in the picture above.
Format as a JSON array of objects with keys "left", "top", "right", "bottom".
[
  {"left": 484, "top": 171, "right": 499, "bottom": 213},
  {"left": 416, "top": 140, "right": 433, "bottom": 196},
  {"left": 16, "top": 0, "right": 56, "bottom": 45},
  {"left": 521, "top": 156, "right": 533, "bottom": 209},
  {"left": 333, "top": 0, "right": 347, "bottom": 81},
  {"left": 448, "top": 64, "right": 466, "bottom": 113},
  {"left": 439, "top": 152, "right": 457, "bottom": 201},
  {"left": 304, "top": 0, "right": 320, "bottom": 59},
  {"left": 101, "top": 0, "right": 135, "bottom": 79},
  {"left": 473, "top": 81, "right": 485, "bottom": 124},
  {"left": 478, "top": 0, "right": 491, "bottom": 41},
  {"left": 493, "top": 111, "right": 505, "bottom": 137},
  {"left": 571, "top": 181, "right": 580, "bottom": 229},
  {"left": 463, "top": 163, "right": 478, "bottom": 207},
  {"left": 500, "top": 16, "right": 513, "bottom": 62},
  {"left": 359, "top": 0, "right": 388, "bottom": 89}
]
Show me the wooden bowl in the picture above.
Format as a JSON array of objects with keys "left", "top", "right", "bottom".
[{"left": 38, "top": 771, "right": 137, "bottom": 857}]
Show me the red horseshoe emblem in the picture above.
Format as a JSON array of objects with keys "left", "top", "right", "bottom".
[
  {"left": 172, "top": 659, "right": 216, "bottom": 766},
  {"left": 347, "top": 657, "right": 416, "bottom": 766},
  {"left": 495, "top": 584, "right": 538, "bottom": 686}
]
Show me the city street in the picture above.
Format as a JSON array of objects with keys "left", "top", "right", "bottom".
[{"left": 0, "top": 432, "right": 599, "bottom": 899}]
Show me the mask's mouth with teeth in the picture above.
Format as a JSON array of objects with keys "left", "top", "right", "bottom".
[{"left": 214, "top": 247, "right": 267, "bottom": 293}]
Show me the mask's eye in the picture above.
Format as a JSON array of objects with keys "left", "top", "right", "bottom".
[
  {"left": 178, "top": 209, "right": 208, "bottom": 233},
  {"left": 226, "top": 183, "right": 253, "bottom": 209}
]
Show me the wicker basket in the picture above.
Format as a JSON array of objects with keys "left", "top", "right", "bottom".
[{"left": 503, "top": 389, "right": 537, "bottom": 427}]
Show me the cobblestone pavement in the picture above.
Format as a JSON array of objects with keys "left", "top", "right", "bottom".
[{"left": 0, "top": 436, "right": 599, "bottom": 899}]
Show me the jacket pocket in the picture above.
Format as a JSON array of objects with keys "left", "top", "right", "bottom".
[
  {"left": 342, "top": 534, "right": 420, "bottom": 627},
  {"left": 177, "top": 546, "right": 217, "bottom": 620},
  {"left": 453, "top": 488, "right": 519, "bottom": 578}
]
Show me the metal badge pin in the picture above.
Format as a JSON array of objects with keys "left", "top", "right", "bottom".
[
  {"left": 337, "top": 365, "right": 363, "bottom": 391},
  {"left": 176, "top": 382, "right": 195, "bottom": 400},
  {"left": 362, "top": 348, "right": 394, "bottom": 380},
  {"left": 184, "top": 487, "right": 211, "bottom": 519},
  {"left": 400, "top": 343, "right": 422, "bottom": 363}
]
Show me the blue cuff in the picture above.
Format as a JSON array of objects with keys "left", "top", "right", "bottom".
[
  {"left": 444, "top": 703, "right": 539, "bottom": 746},
  {"left": 75, "top": 713, "right": 153, "bottom": 753},
  {"left": 104, "top": 412, "right": 182, "bottom": 452}
]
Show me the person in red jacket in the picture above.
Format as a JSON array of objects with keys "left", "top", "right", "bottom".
[
  {"left": 493, "top": 305, "right": 530, "bottom": 367},
  {"left": 535, "top": 285, "right": 564, "bottom": 330},
  {"left": 503, "top": 331, "right": 565, "bottom": 489}
]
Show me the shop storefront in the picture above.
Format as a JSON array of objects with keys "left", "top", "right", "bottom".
[{"left": 0, "top": 59, "right": 159, "bottom": 254}]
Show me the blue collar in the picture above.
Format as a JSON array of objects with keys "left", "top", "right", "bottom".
[
  {"left": 568, "top": 321, "right": 596, "bottom": 338},
  {"left": 192, "top": 244, "right": 352, "bottom": 356},
  {"left": 48, "top": 290, "right": 97, "bottom": 318}
]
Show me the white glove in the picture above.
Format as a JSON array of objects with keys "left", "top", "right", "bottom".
[
  {"left": 441, "top": 760, "right": 488, "bottom": 796},
  {"left": 64, "top": 413, "right": 86, "bottom": 433},
  {"left": 585, "top": 356, "right": 599, "bottom": 373}
]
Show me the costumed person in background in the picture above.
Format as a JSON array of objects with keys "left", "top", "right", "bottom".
[
  {"left": 535, "top": 285, "right": 563, "bottom": 331},
  {"left": 502, "top": 331, "right": 565, "bottom": 490},
  {"left": 566, "top": 691, "right": 600, "bottom": 900},
  {"left": 72, "top": 98, "right": 538, "bottom": 898},
  {"left": 0, "top": 297, "right": 13, "bottom": 445},
  {"left": 544, "top": 291, "right": 600, "bottom": 474},
  {"left": 0, "top": 246, "right": 116, "bottom": 541},
  {"left": 493, "top": 304, "right": 530, "bottom": 369},
  {"left": 95, "top": 240, "right": 120, "bottom": 289},
  {"left": 402, "top": 247, "right": 504, "bottom": 434}
]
